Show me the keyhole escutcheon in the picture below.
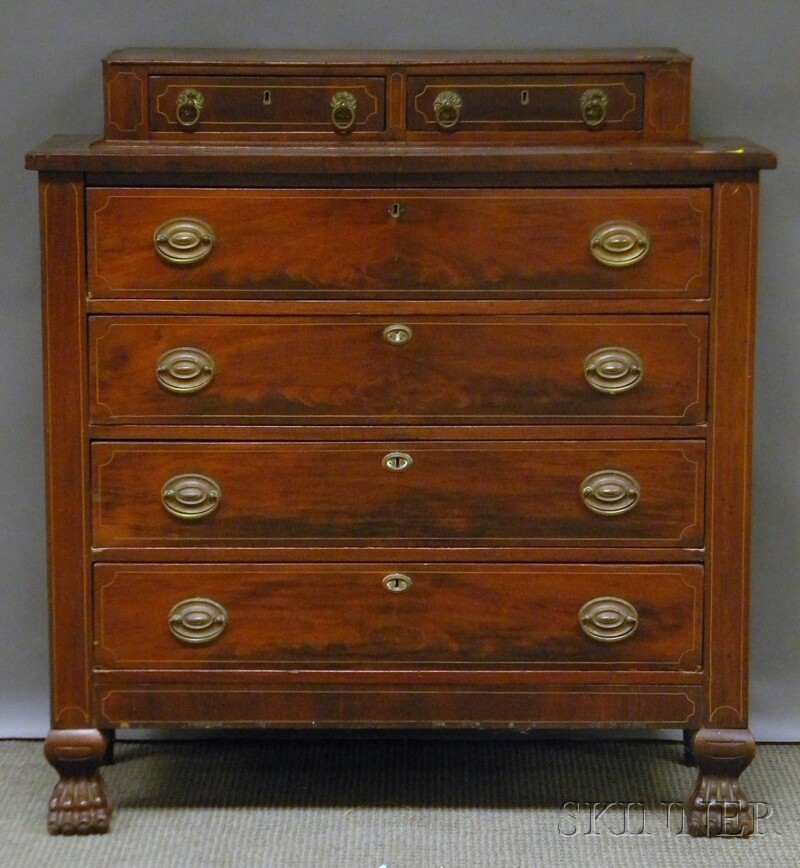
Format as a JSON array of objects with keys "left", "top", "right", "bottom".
[
  {"left": 382, "top": 573, "right": 412, "bottom": 593},
  {"left": 382, "top": 451, "right": 413, "bottom": 472}
]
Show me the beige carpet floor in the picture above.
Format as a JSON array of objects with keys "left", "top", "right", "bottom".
[{"left": 1, "top": 735, "right": 797, "bottom": 867}]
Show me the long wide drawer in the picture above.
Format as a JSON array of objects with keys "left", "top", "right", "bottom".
[
  {"left": 89, "top": 315, "right": 708, "bottom": 425},
  {"left": 91, "top": 441, "right": 704, "bottom": 547},
  {"left": 86, "top": 188, "right": 710, "bottom": 298},
  {"left": 93, "top": 563, "right": 703, "bottom": 670}
]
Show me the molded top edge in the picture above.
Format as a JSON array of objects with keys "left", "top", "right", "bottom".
[
  {"left": 25, "top": 135, "right": 777, "bottom": 173},
  {"left": 103, "top": 47, "right": 693, "bottom": 67}
]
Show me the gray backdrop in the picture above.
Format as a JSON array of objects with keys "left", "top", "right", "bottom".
[{"left": 2, "top": 1, "right": 798, "bottom": 739}]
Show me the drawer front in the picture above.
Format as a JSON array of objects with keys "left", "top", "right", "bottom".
[
  {"left": 90, "top": 315, "right": 708, "bottom": 425},
  {"left": 149, "top": 75, "right": 385, "bottom": 135},
  {"left": 91, "top": 441, "right": 704, "bottom": 547},
  {"left": 93, "top": 563, "right": 702, "bottom": 670},
  {"left": 87, "top": 188, "right": 710, "bottom": 299},
  {"left": 408, "top": 75, "right": 643, "bottom": 134}
]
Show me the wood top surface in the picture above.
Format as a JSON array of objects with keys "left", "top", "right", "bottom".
[
  {"left": 26, "top": 134, "right": 777, "bottom": 174},
  {"left": 104, "top": 47, "right": 693, "bottom": 67}
]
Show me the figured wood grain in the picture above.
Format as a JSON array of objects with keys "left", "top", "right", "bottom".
[
  {"left": 39, "top": 175, "right": 92, "bottom": 728},
  {"left": 104, "top": 70, "right": 146, "bottom": 140},
  {"left": 28, "top": 47, "right": 778, "bottom": 838},
  {"left": 646, "top": 66, "right": 691, "bottom": 140},
  {"left": 93, "top": 563, "right": 702, "bottom": 670},
  {"left": 100, "top": 49, "right": 690, "bottom": 145},
  {"left": 26, "top": 134, "right": 777, "bottom": 176},
  {"left": 89, "top": 314, "right": 707, "bottom": 425},
  {"left": 407, "top": 74, "right": 644, "bottom": 133},
  {"left": 86, "top": 187, "right": 710, "bottom": 298},
  {"left": 705, "top": 180, "right": 759, "bottom": 728},
  {"left": 91, "top": 440, "right": 705, "bottom": 547},
  {"left": 94, "top": 684, "right": 703, "bottom": 728},
  {"left": 149, "top": 75, "right": 386, "bottom": 137}
]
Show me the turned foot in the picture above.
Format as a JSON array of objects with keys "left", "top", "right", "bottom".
[
  {"left": 44, "top": 729, "right": 112, "bottom": 834},
  {"left": 684, "top": 727, "right": 755, "bottom": 837}
]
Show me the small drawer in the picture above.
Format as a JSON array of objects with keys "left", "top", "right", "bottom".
[
  {"left": 408, "top": 74, "right": 643, "bottom": 135},
  {"left": 89, "top": 315, "right": 708, "bottom": 425},
  {"left": 149, "top": 75, "right": 385, "bottom": 137},
  {"left": 86, "top": 188, "right": 710, "bottom": 299},
  {"left": 93, "top": 563, "right": 702, "bottom": 670},
  {"left": 91, "top": 440, "right": 704, "bottom": 548}
]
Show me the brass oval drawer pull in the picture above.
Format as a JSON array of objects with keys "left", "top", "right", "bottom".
[
  {"left": 579, "top": 596, "right": 639, "bottom": 643},
  {"left": 581, "top": 470, "right": 640, "bottom": 516},
  {"left": 590, "top": 220, "right": 650, "bottom": 268},
  {"left": 156, "top": 347, "right": 216, "bottom": 394},
  {"left": 169, "top": 597, "right": 228, "bottom": 644},
  {"left": 176, "top": 88, "right": 205, "bottom": 128},
  {"left": 383, "top": 324, "right": 413, "bottom": 345},
  {"left": 331, "top": 90, "right": 358, "bottom": 132},
  {"left": 433, "top": 90, "right": 463, "bottom": 129},
  {"left": 382, "top": 573, "right": 412, "bottom": 593},
  {"left": 161, "top": 473, "right": 221, "bottom": 520},
  {"left": 382, "top": 451, "right": 413, "bottom": 472},
  {"left": 584, "top": 347, "right": 643, "bottom": 394},
  {"left": 154, "top": 217, "right": 215, "bottom": 266},
  {"left": 579, "top": 87, "right": 609, "bottom": 128}
]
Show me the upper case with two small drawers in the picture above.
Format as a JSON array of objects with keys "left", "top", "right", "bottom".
[{"left": 102, "top": 48, "right": 692, "bottom": 142}]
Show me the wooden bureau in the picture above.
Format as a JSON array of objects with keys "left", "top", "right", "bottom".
[{"left": 27, "top": 48, "right": 776, "bottom": 836}]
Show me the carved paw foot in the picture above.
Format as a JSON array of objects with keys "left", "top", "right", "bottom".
[
  {"left": 48, "top": 775, "right": 111, "bottom": 835},
  {"left": 684, "top": 727, "right": 755, "bottom": 837},
  {"left": 686, "top": 776, "right": 753, "bottom": 836},
  {"left": 44, "top": 728, "right": 113, "bottom": 835}
]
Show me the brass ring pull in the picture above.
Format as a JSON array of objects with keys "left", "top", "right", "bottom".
[
  {"left": 584, "top": 347, "right": 643, "bottom": 395},
  {"left": 383, "top": 324, "right": 413, "bottom": 345},
  {"left": 161, "top": 473, "right": 221, "bottom": 520},
  {"left": 590, "top": 220, "right": 650, "bottom": 268},
  {"left": 579, "top": 596, "right": 639, "bottom": 643},
  {"left": 176, "top": 88, "right": 205, "bottom": 128},
  {"left": 382, "top": 451, "right": 413, "bottom": 472},
  {"left": 169, "top": 597, "right": 228, "bottom": 644},
  {"left": 154, "top": 217, "right": 215, "bottom": 266},
  {"left": 382, "top": 573, "right": 412, "bottom": 593},
  {"left": 156, "top": 347, "right": 216, "bottom": 394},
  {"left": 433, "top": 90, "right": 463, "bottom": 129},
  {"left": 331, "top": 91, "right": 358, "bottom": 132},
  {"left": 581, "top": 470, "right": 640, "bottom": 516},
  {"left": 579, "top": 87, "right": 609, "bottom": 128}
]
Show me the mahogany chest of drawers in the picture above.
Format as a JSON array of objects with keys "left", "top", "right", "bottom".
[{"left": 27, "top": 48, "right": 776, "bottom": 836}]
